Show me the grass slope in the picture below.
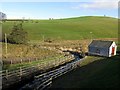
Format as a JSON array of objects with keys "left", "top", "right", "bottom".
[
  {"left": 2, "top": 16, "right": 118, "bottom": 40},
  {"left": 51, "top": 56, "right": 120, "bottom": 88}
]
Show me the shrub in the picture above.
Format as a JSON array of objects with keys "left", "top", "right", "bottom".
[{"left": 8, "top": 23, "right": 28, "bottom": 44}]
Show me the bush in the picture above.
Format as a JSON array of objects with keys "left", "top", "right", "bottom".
[{"left": 8, "top": 23, "right": 28, "bottom": 44}]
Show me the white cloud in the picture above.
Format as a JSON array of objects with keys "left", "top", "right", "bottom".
[{"left": 73, "top": 0, "right": 119, "bottom": 9}]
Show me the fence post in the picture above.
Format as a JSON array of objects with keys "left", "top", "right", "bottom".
[
  {"left": 42, "top": 62, "right": 45, "bottom": 69},
  {"left": 49, "top": 77, "right": 52, "bottom": 88},
  {"left": 37, "top": 63, "right": 40, "bottom": 69},
  {"left": 29, "top": 58, "right": 30, "bottom": 63},
  {"left": 21, "top": 59, "right": 23, "bottom": 64},
  {"left": 61, "top": 58, "right": 65, "bottom": 64},
  {"left": 54, "top": 60, "right": 56, "bottom": 67},
  {"left": 64, "top": 57, "right": 66, "bottom": 63},
  {"left": 44, "top": 62, "right": 46, "bottom": 68},
  {"left": 10, "top": 60, "right": 12, "bottom": 65},
  {"left": 40, "top": 63, "right": 43, "bottom": 69},
  {"left": 59, "top": 57, "right": 61, "bottom": 65},
  {"left": 5, "top": 70, "right": 8, "bottom": 79},
  {"left": 49, "top": 61, "right": 51, "bottom": 68},
  {"left": 46, "top": 62, "right": 49, "bottom": 69},
  {"left": 36, "top": 57, "right": 37, "bottom": 61},
  {"left": 56, "top": 58, "right": 59, "bottom": 66},
  {"left": 19, "top": 67, "right": 22, "bottom": 80}
]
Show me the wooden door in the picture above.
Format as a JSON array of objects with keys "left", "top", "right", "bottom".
[{"left": 111, "top": 47, "right": 115, "bottom": 55}]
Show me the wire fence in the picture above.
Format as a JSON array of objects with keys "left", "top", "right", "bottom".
[{"left": 3, "top": 53, "right": 61, "bottom": 65}]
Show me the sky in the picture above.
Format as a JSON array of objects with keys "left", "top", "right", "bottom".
[{"left": 0, "top": 0, "right": 119, "bottom": 19}]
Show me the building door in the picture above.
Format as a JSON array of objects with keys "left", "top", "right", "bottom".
[{"left": 111, "top": 47, "right": 115, "bottom": 55}]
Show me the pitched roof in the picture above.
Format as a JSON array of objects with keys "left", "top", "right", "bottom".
[{"left": 89, "top": 40, "right": 113, "bottom": 48}]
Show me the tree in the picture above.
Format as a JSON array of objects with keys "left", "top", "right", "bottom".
[{"left": 8, "top": 23, "right": 28, "bottom": 44}]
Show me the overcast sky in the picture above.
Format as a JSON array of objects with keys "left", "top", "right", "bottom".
[{"left": 0, "top": 0, "right": 119, "bottom": 19}]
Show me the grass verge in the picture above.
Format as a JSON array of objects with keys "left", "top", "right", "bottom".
[{"left": 51, "top": 56, "right": 120, "bottom": 88}]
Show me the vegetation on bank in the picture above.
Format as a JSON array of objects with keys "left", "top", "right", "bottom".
[
  {"left": 3, "top": 54, "right": 64, "bottom": 71},
  {"left": 2, "top": 42, "right": 59, "bottom": 61}
]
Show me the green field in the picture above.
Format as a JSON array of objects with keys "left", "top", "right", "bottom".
[
  {"left": 2, "top": 16, "right": 118, "bottom": 40},
  {"left": 51, "top": 56, "right": 120, "bottom": 88}
]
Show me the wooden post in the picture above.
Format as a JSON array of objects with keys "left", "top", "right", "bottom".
[
  {"left": 41, "top": 63, "right": 43, "bottom": 69},
  {"left": 48, "top": 61, "right": 51, "bottom": 67},
  {"left": 44, "top": 62, "right": 46, "bottom": 68},
  {"left": 54, "top": 60, "right": 56, "bottom": 66},
  {"left": 36, "top": 57, "right": 37, "bottom": 61},
  {"left": 10, "top": 60, "right": 12, "bottom": 65},
  {"left": 5, "top": 33, "right": 7, "bottom": 58},
  {"left": 5, "top": 70, "right": 8, "bottom": 79},
  {"left": 37, "top": 63, "right": 40, "bottom": 69},
  {"left": 49, "top": 77, "right": 52, "bottom": 87},
  {"left": 21, "top": 59, "right": 22, "bottom": 64},
  {"left": 58, "top": 58, "right": 60, "bottom": 64},
  {"left": 42, "top": 62, "right": 45, "bottom": 69},
  {"left": 29, "top": 58, "right": 30, "bottom": 63},
  {"left": 47, "top": 62, "right": 49, "bottom": 68},
  {"left": 19, "top": 67, "right": 22, "bottom": 80}
]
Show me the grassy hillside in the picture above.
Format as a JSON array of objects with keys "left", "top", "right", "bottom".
[
  {"left": 2, "top": 16, "right": 118, "bottom": 40},
  {"left": 51, "top": 56, "right": 120, "bottom": 88}
]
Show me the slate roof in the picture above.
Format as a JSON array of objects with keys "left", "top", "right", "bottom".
[{"left": 89, "top": 40, "right": 113, "bottom": 48}]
